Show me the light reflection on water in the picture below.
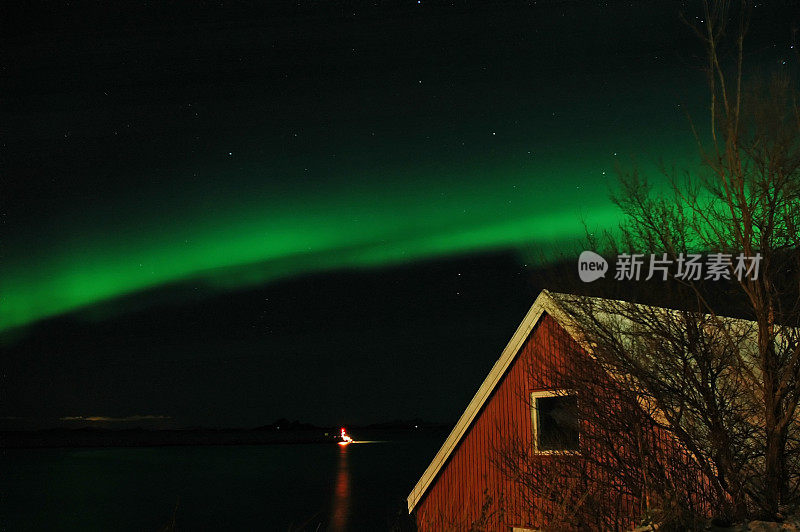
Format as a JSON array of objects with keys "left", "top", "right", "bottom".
[
  {"left": 2, "top": 437, "right": 442, "bottom": 531},
  {"left": 328, "top": 441, "right": 386, "bottom": 530},
  {"left": 329, "top": 443, "right": 351, "bottom": 532}
]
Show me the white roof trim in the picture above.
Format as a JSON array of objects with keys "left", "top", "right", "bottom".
[
  {"left": 407, "top": 289, "right": 797, "bottom": 513},
  {"left": 406, "top": 289, "right": 574, "bottom": 513}
]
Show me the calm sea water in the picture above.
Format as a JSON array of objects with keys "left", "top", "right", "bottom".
[{"left": 1, "top": 436, "right": 442, "bottom": 531}]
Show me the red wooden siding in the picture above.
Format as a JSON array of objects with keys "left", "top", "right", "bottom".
[
  {"left": 413, "top": 312, "right": 711, "bottom": 531},
  {"left": 414, "top": 313, "right": 573, "bottom": 530}
]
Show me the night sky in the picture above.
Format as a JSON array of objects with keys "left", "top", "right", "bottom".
[{"left": 3, "top": 1, "right": 796, "bottom": 428}]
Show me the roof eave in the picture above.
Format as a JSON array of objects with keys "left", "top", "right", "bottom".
[{"left": 406, "top": 289, "right": 577, "bottom": 513}]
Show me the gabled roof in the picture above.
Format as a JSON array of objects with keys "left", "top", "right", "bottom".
[
  {"left": 406, "top": 289, "right": 579, "bottom": 513},
  {"left": 407, "top": 288, "right": 799, "bottom": 513}
]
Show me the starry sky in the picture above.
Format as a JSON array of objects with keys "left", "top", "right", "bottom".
[{"left": 3, "top": 1, "right": 796, "bottom": 428}]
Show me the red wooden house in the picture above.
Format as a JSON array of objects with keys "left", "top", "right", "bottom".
[{"left": 407, "top": 290, "right": 712, "bottom": 531}]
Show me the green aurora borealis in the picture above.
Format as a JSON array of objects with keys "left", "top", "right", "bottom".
[
  {"left": 4, "top": 1, "right": 728, "bottom": 336},
  {"left": 3, "top": 138, "right": 698, "bottom": 333}
]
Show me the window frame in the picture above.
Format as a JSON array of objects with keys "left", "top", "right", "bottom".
[{"left": 530, "top": 389, "right": 580, "bottom": 455}]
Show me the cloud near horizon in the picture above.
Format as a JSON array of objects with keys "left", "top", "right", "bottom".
[{"left": 60, "top": 415, "right": 173, "bottom": 422}]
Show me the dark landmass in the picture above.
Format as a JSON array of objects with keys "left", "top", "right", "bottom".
[{"left": 0, "top": 419, "right": 452, "bottom": 449}]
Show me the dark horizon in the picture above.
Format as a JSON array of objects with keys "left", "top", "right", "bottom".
[{"left": 3, "top": 250, "right": 540, "bottom": 429}]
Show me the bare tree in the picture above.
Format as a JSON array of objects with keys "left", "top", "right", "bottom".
[
  {"left": 569, "top": 0, "right": 800, "bottom": 522},
  {"left": 496, "top": 0, "right": 800, "bottom": 526},
  {"left": 491, "top": 303, "right": 719, "bottom": 530}
]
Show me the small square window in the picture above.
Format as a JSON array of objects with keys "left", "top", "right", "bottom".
[{"left": 531, "top": 391, "right": 579, "bottom": 452}]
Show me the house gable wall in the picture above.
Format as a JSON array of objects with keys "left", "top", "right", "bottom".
[
  {"left": 414, "top": 307, "right": 714, "bottom": 531},
  {"left": 415, "top": 313, "right": 578, "bottom": 530}
]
